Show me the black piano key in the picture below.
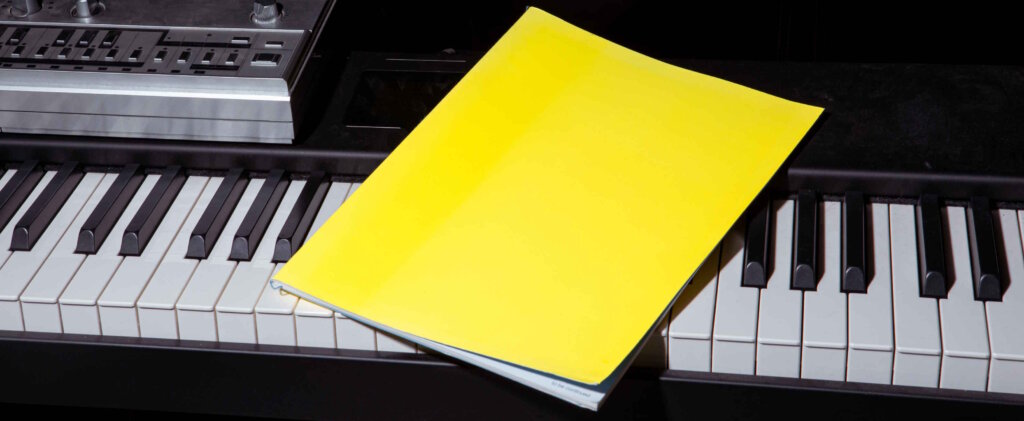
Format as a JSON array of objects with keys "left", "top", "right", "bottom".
[
  {"left": 916, "top": 194, "right": 949, "bottom": 298},
  {"left": 791, "top": 190, "right": 818, "bottom": 290},
  {"left": 272, "top": 172, "right": 329, "bottom": 263},
  {"left": 76, "top": 165, "right": 144, "bottom": 254},
  {"left": 741, "top": 199, "right": 771, "bottom": 288},
  {"left": 186, "top": 168, "right": 248, "bottom": 259},
  {"left": 0, "top": 161, "right": 44, "bottom": 232},
  {"left": 120, "top": 166, "right": 186, "bottom": 256},
  {"left": 967, "top": 196, "right": 1004, "bottom": 301},
  {"left": 11, "top": 162, "right": 83, "bottom": 251},
  {"left": 229, "top": 170, "right": 288, "bottom": 261},
  {"left": 841, "top": 191, "right": 868, "bottom": 293}
]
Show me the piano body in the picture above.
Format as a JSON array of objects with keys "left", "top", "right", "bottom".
[{"left": 1, "top": 1, "right": 1023, "bottom": 419}]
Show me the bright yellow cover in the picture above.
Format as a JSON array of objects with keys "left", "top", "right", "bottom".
[{"left": 276, "top": 7, "right": 822, "bottom": 385}]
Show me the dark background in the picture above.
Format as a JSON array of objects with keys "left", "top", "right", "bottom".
[{"left": 330, "top": 1, "right": 1018, "bottom": 65}]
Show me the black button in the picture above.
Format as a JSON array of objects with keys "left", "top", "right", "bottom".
[
  {"left": 81, "top": 48, "right": 96, "bottom": 60},
  {"left": 54, "top": 29, "right": 74, "bottom": 47},
  {"left": 34, "top": 46, "right": 48, "bottom": 58},
  {"left": 77, "top": 30, "right": 97, "bottom": 47},
  {"left": 202, "top": 51, "right": 214, "bottom": 64},
  {"left": 58, "top": 48, "right": 71, "bottom": 59},
  {"left": 10, "top": 45, "right": 25, "bottom": 58},
  {"left": 177, "top": 51, "right": 191, "bottom": 64},
  {"left": 100, "top": 31, "right": 121, "bottom": 48},
  {"left": 105, "top": 49, "right": 118, "bottom": 61},
  {"left": 154, "top": 50, "right": 167, "bottom": 62},
  {"left": 129, "top": 49, "right": 142, "bottom": 62},
  {"left": 225, "top": 52, "right": 239, "bottom": 65}
]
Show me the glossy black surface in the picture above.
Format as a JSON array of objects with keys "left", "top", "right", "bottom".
[
  {"left": 273, "top": 171, "right": 329, "bottom": 263},
  {"left": 120, "top": 166, "right": 185, "bottom": 256},
  {"left": 916, "top": 194, "right": 948, "bottom": 299},
  {"left": 742, "top": 200, "right": 770, "bottom": 288},
  {"left": 229, "top": 169, "right": 287, "bottom": 261},
  {"left": 186, "top": 168, "right": 247, "bottom": 260},
  {"left": 0, "top": 161, "right": 42, "bottom": 233},
  {"left": 792, "top": 190, "right": 818, "bottom": 291},
  {"left": 76, "top": 165, "right": 143, "bottom": 255},
  {"left": 841, "top": 192, "right": 867, "bottom": 293},
  {"left": 11, "top": 162, "right": 82, "bottom": 251},
  {"left": 967, "top": 197, "right": 1004, "bottom": 301}
]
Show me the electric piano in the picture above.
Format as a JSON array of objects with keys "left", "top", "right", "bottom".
[{"left": 1, "top": 2, "right": 1024, "bottom": 419}]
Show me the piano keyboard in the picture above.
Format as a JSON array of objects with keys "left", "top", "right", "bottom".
[
  {"left": 0, "top": 160, "right": 1021, "bottom": 403},
  {"left": 659, "top": 197, "right": 1024, "bottom": 396},
  {"left": 0, "top": 163, "right": 418, "bottom": 353}
]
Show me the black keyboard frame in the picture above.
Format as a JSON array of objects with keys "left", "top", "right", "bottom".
[{"left": 1, "top": 330, "right": 1021, "bottom": 419}]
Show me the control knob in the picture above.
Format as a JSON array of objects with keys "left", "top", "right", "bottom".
[
  {"left": 252, "top": 0, "right": 283, "bottom": 24},
  {"left": 11, "top": 0, "right": 42, "bottom": 16}
]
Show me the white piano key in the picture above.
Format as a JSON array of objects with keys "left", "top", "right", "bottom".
[
  {"left": 668, "top": 246, "right": 721, "bottom": 372},
  {"left": 97, "top": 176, "right": 208, "bottom": 337},
  {"left": 19, "top": 174, "right": 117, "bottom": 333},
  {"left": 890, "top": 204, "right": 941, "bottom": 387},
  {"left": 256, "top": 182, "right": 352, "bottom": 345},
  {"left": 176, "top": 178, "right": 264, "bottom": 342},
  {"left": 986, "top": 210, "right": 1024, "bottom": 393},
  {"left": 59, "top": 174, "right": 159, "bottom": 335},
  {"left": 846, "top": 203, "right": 895, "bottom": 385},
  {"left": 137, "top": 177, "right": 223, "bottom": 339},
  {"left": 336, "top": 312, "right": 376, "bottom": 351},
  {"left": 938, "top": 206, "right": 991, "bottom": 391},
  {"left": 295, "top": 299, "right": 336, "bottom": 349},
  {"left": 711, "top": 224, "right": 759, "bottom": 375},
  {"left": 377, "top": 330, "right": 417, "bottom": 353},
  {"left": 0, "top": 172, "right": 102, "bottom": 331},
  {"left": 216, "top": 180, "right": 304, "bottom": 344},
  {"left": 755, "top": 200, "right": 802, "bottom": 378},
  {"left": 801, "top": 201, "right": 847, "bottom": 381},
  {"left": 255, "top": 264, "right": 297, "bottom": 346}
]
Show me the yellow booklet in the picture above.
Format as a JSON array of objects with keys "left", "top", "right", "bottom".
[{"left": 274, "top": 7, "right": 822, "bottom": 409}]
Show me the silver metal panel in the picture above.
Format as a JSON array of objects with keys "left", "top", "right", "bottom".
[
  {"left": 1, "top": 0, "right": 331, "bottom": 31},
  {"left": 0, "top": 0, "right": 334, "bottom": 143}
]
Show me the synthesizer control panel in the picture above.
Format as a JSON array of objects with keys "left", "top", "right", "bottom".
[{"left": 0, "top": 0, "right": 335, "bottom": 144}]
